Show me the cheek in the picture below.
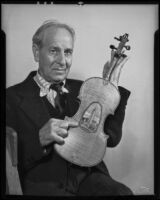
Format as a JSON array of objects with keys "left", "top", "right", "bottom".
[
  {"left": 40, "top": 54, "right": 54, "bottom": 67},
  {"left": 66, "top": 57, "right": 72, "bottom": 67}
]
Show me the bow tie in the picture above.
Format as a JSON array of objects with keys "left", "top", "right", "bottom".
[
  {"left": 50, "top": 82, "right": 69, "bottom": 95},
  {"left": 50, "top": 82, "right": 64, "bottom": 93}
]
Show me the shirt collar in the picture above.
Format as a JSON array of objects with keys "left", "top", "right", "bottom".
[{"left": 33, "top": 71, "right": 69, "bottom": 97}]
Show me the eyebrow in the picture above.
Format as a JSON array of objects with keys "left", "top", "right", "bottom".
[{"left": 49, "top": 46, "right": 73, "bottom": 51}]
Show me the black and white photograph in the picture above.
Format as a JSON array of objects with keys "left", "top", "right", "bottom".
[{"left": 1, "top": 3, "right": 159, "bottom": 197}]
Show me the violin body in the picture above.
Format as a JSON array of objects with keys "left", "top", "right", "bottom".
[
  {"left": 54, "top": 33, "right": 130, "bottom": 167},
  {"left": 54, "top": 78, "right": 120, "bottom": 166}
]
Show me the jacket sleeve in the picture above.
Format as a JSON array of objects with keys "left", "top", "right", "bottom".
[
  {"left": 6, "top": 88, "right": 20, "bottom": 131},
  {"left": 104, "top": 86, "right": 131, "bottom": 147},
  {"left": 6, "top": 88, "right": 53, "bottom": 172}
]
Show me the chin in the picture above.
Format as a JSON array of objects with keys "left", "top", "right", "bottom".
[{"left": 51, "top": 75, "right": 66, "bottom": 82}]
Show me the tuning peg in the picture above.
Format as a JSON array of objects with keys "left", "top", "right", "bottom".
[
  {"left": 114, "top": 37, "right": 120, "bottom": 41},
  {"left": 124, "top": 45, "right": 131, "bottom": 50},
  {"left": 110, "top": 45, "right": 117, "bottom": 50},
  {"left": 121, "top": 34, "right": 129, "bottom": 41},
  {"left": 121, "top": 54, "right": 127, "bottom": 58}
]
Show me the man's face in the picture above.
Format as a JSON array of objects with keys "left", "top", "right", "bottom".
[{"left": 34, "top": 27, "right": 74, "bottom": 83}]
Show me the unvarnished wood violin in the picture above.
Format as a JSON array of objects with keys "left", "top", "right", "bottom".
[{"left": 54, "top": 34, "right": 130, "bottom": 167}]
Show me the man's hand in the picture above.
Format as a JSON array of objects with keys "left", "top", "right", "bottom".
[
  {"left": 103, "top": 50, "right": 129, "bottom": 88},
  {"left": 39, "top": 118, "right": 78, "bottom": 146}
]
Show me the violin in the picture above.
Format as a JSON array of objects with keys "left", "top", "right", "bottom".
[{"left": 54, "top": 34, "right": 130, "bottom": 167}]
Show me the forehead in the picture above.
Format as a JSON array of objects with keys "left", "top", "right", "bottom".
[{"left": 42, "top": 26, "right": 74, "bottom": 48}]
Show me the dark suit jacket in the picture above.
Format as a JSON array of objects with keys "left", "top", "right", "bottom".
[{"left": 6, "top": 71, "right": 130, "bottom": 190}]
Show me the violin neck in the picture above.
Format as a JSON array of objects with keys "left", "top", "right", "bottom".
[{"left": 104, "top": 56, "right": 118, "bottom": 81}]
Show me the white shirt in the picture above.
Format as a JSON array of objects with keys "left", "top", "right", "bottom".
[{"left": 33, "top": 71, "right": 69, "bottom": 107}]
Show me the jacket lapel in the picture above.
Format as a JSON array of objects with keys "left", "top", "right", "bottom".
[
  {"left": 18, "top": 73, "right": 50, "bottom": 129},
  {"left": 20, "top": 94, "right": 50, "bottom": 129}
]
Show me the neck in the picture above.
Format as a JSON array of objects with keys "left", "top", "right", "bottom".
[{"left": 37, "top": 70, "right": 66, "bottom": 86}]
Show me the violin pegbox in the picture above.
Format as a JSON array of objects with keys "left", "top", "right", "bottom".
[{"left": 110, "top": 33, "right": 130, "bottom": 58}]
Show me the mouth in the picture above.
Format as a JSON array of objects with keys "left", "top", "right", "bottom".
[{"left": 52, "top": 68, "right": 66, "bottom": 72}]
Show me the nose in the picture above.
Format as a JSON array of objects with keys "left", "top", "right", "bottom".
[{"left": 57, "top": 52, "right": 66, "bottom": 66}]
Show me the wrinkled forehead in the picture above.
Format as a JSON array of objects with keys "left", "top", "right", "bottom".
[{"left": 42, "top": 26, "right": 74, "bottom": 47}]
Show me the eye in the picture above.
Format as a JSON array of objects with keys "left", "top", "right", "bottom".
[
  {"left": 49, "top": 49, "right": 57, "bottom": 54},
  {"left": 64, "top": 49, "right": 73, "bottom": 57}
]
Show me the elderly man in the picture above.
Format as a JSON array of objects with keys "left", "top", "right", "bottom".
[{"left": 6, "top": 20, "right": 133, "bottom": 196}]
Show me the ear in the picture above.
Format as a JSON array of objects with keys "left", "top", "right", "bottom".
[{"left": 32, "top": 44, "right": 40, "bottom": 62}]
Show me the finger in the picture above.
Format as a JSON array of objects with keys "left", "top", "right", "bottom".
[
  {"left": 59, "top": 120, "right": 78, "bottom": 129},
  {"left": 59, "top": 121, "right": 69, "bottom": 129},
  {"left": 50, "top": 118, "right": 62, "bottom": 122},
  {"left": 67, "top": 120, "right": 79, "bottom": 128},
  {"left": 54, "top": 134, "right": 65, "bottom": 144},
  {"left": 57, "top": 128, "right": 68, "bottom": 138},
  {"left": 50, "top": 118, "right": 62, "bottom": 126},
  {"left": 48, "top": 130, "right": 65, "bottom": 144}
]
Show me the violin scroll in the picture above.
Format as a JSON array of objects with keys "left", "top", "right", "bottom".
[
  {"left": 110, "top": 33, "right": 130, "bottom": 58},
  {"left": 103, "top": 33, "right": 131, "bottom": 82}
]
